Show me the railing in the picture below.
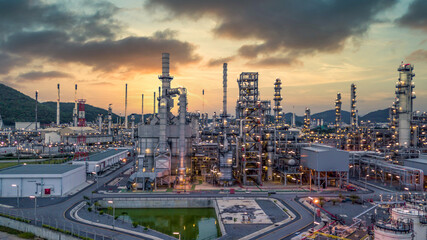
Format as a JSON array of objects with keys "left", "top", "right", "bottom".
[{"left": 0, "top": 207, "right": 114, "bottom": 240}]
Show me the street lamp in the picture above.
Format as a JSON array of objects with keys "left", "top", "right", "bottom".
[
  {"left": 11, "top": 184, "right": 19, "bottom": 207},
  {"left": 308, "top": 197, "right": 318, "bottom": 231},
  {"left": 108, "top": 200, "right": 115, "bottom": 229},
  {"left": 173, "top": 232, "right": 181, "bottom": 240},
  {"left": 29, "top": 195, "right": 37, "bottom": 222},
  {"left": 92, "top": 171, "right": 98, "bottom": 190}
]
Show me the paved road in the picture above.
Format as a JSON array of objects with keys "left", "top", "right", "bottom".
[{"left": 0, "top": 162, "right": 402, "bottom": 240}]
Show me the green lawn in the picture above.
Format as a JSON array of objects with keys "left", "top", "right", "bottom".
[{"left": 0, "top": 162, "right": 19, "bottom": 169}]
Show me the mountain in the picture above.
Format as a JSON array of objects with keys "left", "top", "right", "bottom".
[
  {"left": 0, "top": 83, "right": 392, "bottom": 126},
  {"left": 360, "top": 108, "right": 390, "bottom": 123},
  {"left": 0, "top": 83, "right": 54, "bottom": 125},
  {"left": 0, "top": 83, "right": 120, "bottom": 125}
]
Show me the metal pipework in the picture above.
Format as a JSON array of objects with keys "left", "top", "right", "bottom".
[
  {"left": 350, "top": 84, "right": 357, "bottom": 130},
  {"left": 335, "top": 92, "right": 342, "bottom": 132},
  {"left": 158, "top": 98, "right": 168, "bottom": 153},
  {"left": 396, "top": 63, "right": 415, "bottom": 148},
  {"left": 57, "top": 83, "right": 60, "bottom": 126},
  {"left": 124, "top": 83, "right": 128, "bottom": 129}
]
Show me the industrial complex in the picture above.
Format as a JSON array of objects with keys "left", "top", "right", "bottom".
[{"left": 0, "top": 54, "right": 426, "bottom": 240}]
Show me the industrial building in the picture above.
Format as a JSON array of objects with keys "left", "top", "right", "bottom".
[
  {"left": 72, "top": 148, "right": 130, "bottom": 174},
  {"left": 0, "top": 164, "right": 86, "bottom": 197}
]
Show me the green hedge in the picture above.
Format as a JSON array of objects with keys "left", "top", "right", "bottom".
[{"left": 41, "top": 224, "right": 93, "bottom": 240}]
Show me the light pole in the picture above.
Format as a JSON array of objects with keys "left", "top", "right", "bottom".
[
  {"left": 92, "top": 171, "right": 98, "bottom": 191},
  {"left": 108, "top": 200, "right": 115, "bottom": 229},
  {"left": 173, "top": 232, "right": 181, "bottom": 240},
  {"left": 11, "top": 184, "right": 19, "bottom": 207},
  {"left": 308, "top": 197, "right": 319, "bottom": 231},
  {"left": 29, "top": 195, "right": 37, "bottom": 222}
]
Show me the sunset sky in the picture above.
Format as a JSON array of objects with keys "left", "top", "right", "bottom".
[{"left": 1, "top": 0, "right": 427, "bottom": 117}]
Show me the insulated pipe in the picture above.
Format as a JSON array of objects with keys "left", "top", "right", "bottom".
[
  {"left": 57, "top": 83, "right": 60, "bottom": 125},
  {"left": 124, "top": 83, "right": 128, "bottom": 129}
]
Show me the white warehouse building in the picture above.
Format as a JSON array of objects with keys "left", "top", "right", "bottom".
[
  {"left": 0, "top": 164, "right": 86, "bottom": 197},
  {"left": 72, "top": 148, "right": 130, "bottom": 174}
]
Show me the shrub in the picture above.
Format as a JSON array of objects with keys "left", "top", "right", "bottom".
[
  {"left": 99, "top": 210, "right": 104, "bottom": 215},
  {"left": 88, "top": 207, "right": 92, "bottom": 212},
  {"left": 132, "top": 222, "right": 138, "bottom": 228},
  {"left": 17, "top": 232, "right": 35, "bottom": 239}
]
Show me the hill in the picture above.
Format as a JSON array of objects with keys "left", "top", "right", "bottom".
[
  {"left": 0, "top": 83, "right": 53, "bottom": 125},
  {"left": 0, "top": 83, "right": 121, "bottom": 125},
  {"left": 360, "top": 108, "right": 390, "bottom": 122}
]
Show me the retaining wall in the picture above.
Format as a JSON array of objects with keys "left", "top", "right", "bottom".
[
  {"left": 100, "top": 197, "right": 215, "bottom": 208},
  {"left": 0, "top": 216, "right": 79, "bottom": 240}
]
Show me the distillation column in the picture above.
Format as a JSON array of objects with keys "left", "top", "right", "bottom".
[
  {"left": 396, "top": 63, "right": 415, "bottom": 148},
  {"left": 350, "top": 84, "right": 357, "bottom": 130},
  {"left": 304, "top": 108, "right": 311, "bottom": 133},
  {"left": 273, "top": 79, "right": 283, "bottom": 124},
  {"left": 335, "top": 92, "right": 342, "bottom": 131}
]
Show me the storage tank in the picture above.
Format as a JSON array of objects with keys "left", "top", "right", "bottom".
[{"left": 391, "top": 208, "right": 426, "bottom": 240}]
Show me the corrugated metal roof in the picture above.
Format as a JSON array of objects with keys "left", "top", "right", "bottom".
[
  {"left": 0, "top": 164, "right": 83, "bottom": 175},
  {"left": 80, "top": 149, "right": 128, "bottom": 162}
]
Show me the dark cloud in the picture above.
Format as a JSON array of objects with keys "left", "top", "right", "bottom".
[
  {"left": 407, "top": 49, "right": 427, "bottom": 62},
  {"left": 3, "top": 30, "right": 201, "bottom": 72},
  {"left": 0, "top": 0, "right": 121, "bottom": 41},
  {"left": 0, "top": 53, "right": 29, "bottom": 74},
  {"left": 247, "top": 57, "right": 303, "bottom": 67},
  {"left": 146, "top": 0, "right": 397, "bottom": 66},
  {"left": 18, "top": 71, "right": 72, "bottom": 81},
  {"left": 207, "top": 56, "right": 235, "bottom": 67},
  {"left": 396, "top": 0, "right": 427, "bottom": 32},
  {"left": 0, "top": 1, "right": 200, "bottom": 73}
]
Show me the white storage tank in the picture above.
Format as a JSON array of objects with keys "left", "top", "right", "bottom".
[{"left": 391, "top": 208, "right": 427, "bottom": 240}]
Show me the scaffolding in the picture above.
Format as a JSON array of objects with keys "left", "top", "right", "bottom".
[{"left": 237, "top": 72, "right": 263, "bottom": 185}]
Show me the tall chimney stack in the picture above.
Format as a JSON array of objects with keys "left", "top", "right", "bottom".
[
  {"left": 35, "top": 91, "right": 38, "bottom": 131},
  {"left": 124, "top": 83, "right": 128, "bottom": 129},
  {"left": 141, "top": 94, "right": 144, "bottom": 123},
  {"left": 57, "top": 83, "right": 60, "bottom": 126}
]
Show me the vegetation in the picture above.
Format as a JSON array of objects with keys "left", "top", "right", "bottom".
[
  {"left": 349, "top": 194, "right": 360, "bottom": 204},
  {"left": 132, "top": 221, "right": 138, "bottom": 228},
  {"left": 0, "top": 83, "right": 119, "bottom": 125},
  {"left": 0, "top": 226, "right": 36, "bottom": 239}
]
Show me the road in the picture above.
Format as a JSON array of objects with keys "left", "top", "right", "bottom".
[{"left": 0, "top": 161, "right": 398, "bottom": 240}]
